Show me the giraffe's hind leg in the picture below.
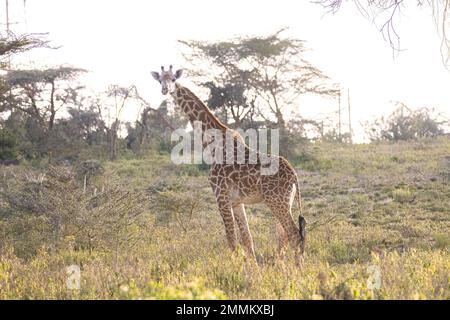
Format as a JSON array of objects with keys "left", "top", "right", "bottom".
[
  {"left": 276, "top": 221, "right": 289, "bottom": 254},
  {"left": 268, "top": 202, "right": 301, "bottom": 250},
  {"left": 270, "top": 203, "right": 303, "bottom": 265},
  {"left": 232, "top": 204, "right": 256, "bottom": 260}
]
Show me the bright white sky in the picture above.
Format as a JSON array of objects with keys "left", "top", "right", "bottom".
[{"left": 2, "top": 0, "right": 450, "bottom": 142}]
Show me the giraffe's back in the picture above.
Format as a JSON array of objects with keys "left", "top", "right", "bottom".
[{"left": 209, "top": 155, "right": 299, "bottom": 207}]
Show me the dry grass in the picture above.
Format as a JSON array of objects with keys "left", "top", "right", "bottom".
[{"left": 0, "top": 137, "right": 449, "bottom": 299}]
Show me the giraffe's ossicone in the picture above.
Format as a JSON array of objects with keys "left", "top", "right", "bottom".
[{"left": 151, "top": 65, "right": 306, "bottom": 262}]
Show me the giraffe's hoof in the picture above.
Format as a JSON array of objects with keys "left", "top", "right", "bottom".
[{"left": 295, "top": 254, "right": 305, "bottom": 268}]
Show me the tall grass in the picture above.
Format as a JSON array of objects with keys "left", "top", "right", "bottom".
[{"left": 0, "top": 138, "right": 449, "bottom": 299}]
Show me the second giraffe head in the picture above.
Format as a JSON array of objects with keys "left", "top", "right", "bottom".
[{"left": 151, "top": 65, "right": 183, "bottom": 95}]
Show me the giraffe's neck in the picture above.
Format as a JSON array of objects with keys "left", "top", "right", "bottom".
[
  {"left": 171, "top": 83, "right": 228, "bottom": 132},
  {"left": 171, "top": 83, "right": 253, "bottom": 164}
]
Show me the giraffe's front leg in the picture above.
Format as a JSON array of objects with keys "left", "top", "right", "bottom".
[
  {"left": 216, "top": 197, "right": 238, "bottom": 251},
  {"left": 232, "top": 204, "right": 256, "bottom": 260}
]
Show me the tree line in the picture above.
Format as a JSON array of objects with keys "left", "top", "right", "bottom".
[{"left": 1, "top": 30, "right": 448, "bottom": 165}]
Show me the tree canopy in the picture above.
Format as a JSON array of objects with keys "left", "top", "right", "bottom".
[
  {"left": 3, "top": 67, "right": 86, "bottom": 131},
  {"left": 180, "top": 29, "right": 338, "bottom": 130},
  {"left": 0, "top": 32, "right": 50, "bottom": 67}
]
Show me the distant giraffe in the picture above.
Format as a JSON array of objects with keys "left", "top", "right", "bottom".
[{"left": 151, "top": 65, "right": 306, "bottom": 261}]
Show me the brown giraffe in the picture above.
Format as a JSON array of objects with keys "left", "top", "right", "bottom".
[{"left": 151, "top": 65, "right": 306, "bottom": 261}]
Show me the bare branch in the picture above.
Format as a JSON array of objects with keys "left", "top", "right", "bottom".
[{"left": 314, "top": 0, "right": 450, "bottom": 66}]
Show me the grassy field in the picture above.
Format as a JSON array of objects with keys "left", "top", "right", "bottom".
[{"left": 0, "top": 138, "right": 449, "bottom": 299}]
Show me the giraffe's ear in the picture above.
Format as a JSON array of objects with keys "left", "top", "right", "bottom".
[
  {"left": 174, "top": 69, "right": 183, "bottom": 79},
  {"left": 151, "top": 71, "right": 160, "bottom": 81}
]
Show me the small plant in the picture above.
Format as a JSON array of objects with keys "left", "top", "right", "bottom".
[
  {"left": 434, "top": 233, "right": 450, "bottom": 249},
  {"left": 392, "top": 188, "right": 415, "bottom": 203},
  {"left": 149, "top": 180, "right": 207, "bottom": 231},
  {"left": 76, "top": 159, "right": 104, "bottom": 185}
]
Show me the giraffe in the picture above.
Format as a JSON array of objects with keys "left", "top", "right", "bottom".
[{"left": 151, "top": 65, "right": 306, "bottom": 262}]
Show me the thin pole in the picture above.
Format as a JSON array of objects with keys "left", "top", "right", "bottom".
[
  {"left": 6, "top": 0, "right": 10, "bottom": 32},
  {"left": 338, "top": 88, "right": 341, "bottom": 141},
  {"left": 348, "top": 88, "right": 352, "bottom": 144},
  {"left": 320, "top": 120, "right": 324, "bottom": 141}
]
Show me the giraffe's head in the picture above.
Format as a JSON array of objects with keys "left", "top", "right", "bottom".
[{"left": 151, "top": 65, "right": 183, "bottom": 95}]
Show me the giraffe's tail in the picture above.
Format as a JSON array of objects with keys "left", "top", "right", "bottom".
[
  {"left": 295, "top": 179, "right": 306, "bottom": 252},
  {"left": 294, "top": 179, "right": 303, "bottom": 217}
]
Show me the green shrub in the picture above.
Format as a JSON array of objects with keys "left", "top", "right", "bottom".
[
  {"left": 434, "top": 233, "right": 450, "bottom": 249},
  {"left": 76, "top": 159, "right": 104, "bottom": 182},
  {"left": 0, "top": 166, "right": 147, "bottom": 257},
  {"left": 149, "top": 180, "right": 207, "bottom": 230},
  {"left": 0, "top": 128, "right": 18, "bottom": 160},
  {"left": 364, "top": 104, "right": 445, "bottom": 141},
  {"left": 392, "top": 188, "right": 415, "bottom": 203}
]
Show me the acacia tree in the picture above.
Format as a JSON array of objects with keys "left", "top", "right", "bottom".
[
  {"left": 2, "top": 67, "right": 86, "bottom": 159},
  {"left": 0, "top": 32, "right": 50, "bottom": 112},
  {"left": 181, "top": 30, "right": 338, "bottom": 126},
  {"left": 0, "top": 33, "right": 50, "bottom": 160},
  {"left": 4, "top": 67, "right": 86, "bottom": 131},
  {"left": 0, "top": 32, "right": 49, "bottom": 67},
  {"left": 181, "top": 29, "right": 338, "bottom": 153},
  {"left": 201, "top": 72, "right": 257, "bottom": 129},
  {"left": 179, "top": 42, "right": 254, "bottom": 128}
]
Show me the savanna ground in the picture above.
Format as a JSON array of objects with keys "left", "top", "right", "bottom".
[{"left": 0, "top": 138, "right": 449, "bottom": 300}]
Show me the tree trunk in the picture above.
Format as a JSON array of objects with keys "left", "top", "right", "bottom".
[
  {"left": 276, "top": 110, "right": 288, "bottom": 158},
  {"left": 110, "top": 119, "right": 119, "bottom": 161},
  {"left": 48, "top": 81, "right": 56, "bottom": 131}
]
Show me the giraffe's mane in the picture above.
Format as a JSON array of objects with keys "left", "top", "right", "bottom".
[{"left": 176, "top": 84, "right": 228, "bottom": 132}]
